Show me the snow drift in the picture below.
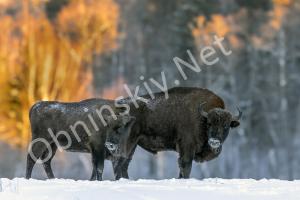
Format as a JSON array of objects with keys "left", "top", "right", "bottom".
[{"left": 0, "top": 178, "right": 299, "bottom": 200}]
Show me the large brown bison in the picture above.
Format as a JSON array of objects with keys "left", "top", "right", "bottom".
[{"left": 106, "top": 87, "right": 242, "bottom": 179}]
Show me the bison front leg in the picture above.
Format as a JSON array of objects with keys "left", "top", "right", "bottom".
[
  {"left": 120, "top": 158, "right": 131, "bottom": 179},
  {"left": 112, "top": 145, "right": 136, "bottom": 180},
  {"left": 178, "top": 144, "right": 195, "bottom": 179},
  {"left": 112, "top": 157, "right": 131, "bottom": 180},
  {"left": 90, "top": 165, "right": 97, "bottom": 181},
  {"left": 91, "top": 148, "right": 105, "bottom": 181},
  {"left": 112, "top": 158, "right": 123, "bottom": 180}
]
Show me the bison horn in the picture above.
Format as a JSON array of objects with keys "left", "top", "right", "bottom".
[
  {"left": 233, "top": 106, "right": 242, "bottom": 121},
  {"left": 199, "top": 102, "right": 208, "bottom": 118}
]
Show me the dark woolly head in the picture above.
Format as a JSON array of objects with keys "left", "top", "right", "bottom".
[
  {"left": 199, "top": 103, "right": 242, "bottom": 154},
  {"left": 104, "top": 114, "right": 136, "bottom": 157}
]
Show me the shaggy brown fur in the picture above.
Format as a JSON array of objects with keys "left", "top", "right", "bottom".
[{"left": 107, "top": 87, "right": 241, "bottom": 179}]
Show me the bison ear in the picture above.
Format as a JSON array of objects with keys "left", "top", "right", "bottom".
[{"left": 230, "top": 120, "right": 240, "bottom": 128}]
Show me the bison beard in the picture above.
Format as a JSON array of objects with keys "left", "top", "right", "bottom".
[{"left": 208, "top": 138, "right": 222, "bottom": 154}]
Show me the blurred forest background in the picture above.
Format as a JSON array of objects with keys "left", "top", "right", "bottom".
[{"left": 1, "top": 0, "right": 300, "bottom": 180}]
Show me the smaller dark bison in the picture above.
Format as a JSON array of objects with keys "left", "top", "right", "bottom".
[
  {"left": 106, "top": 87, "right": 242, "bottom": 179},
  {"left": 26, "top": 99, "right": 135, "bottom": 181}
]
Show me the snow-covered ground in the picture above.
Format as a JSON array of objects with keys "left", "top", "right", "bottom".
[{"left": 0, "top": 178, "right": 299, "bottom": 200}]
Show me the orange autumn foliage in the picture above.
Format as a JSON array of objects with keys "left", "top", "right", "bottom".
[
  {"left": 269, "top": 0, "right": 292, "bottom": 30},
  {"left": 0, "top": 0, "right": 119, "bottom": 148},
  {"left": 192, "top": 15, "right": 230, "bottom": 39},
  {"left": 192, "top": 0, "right": 294, "bottom": 50},
  {"left": 192, "top": 14, "right": 240, "bottom": 50}
]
